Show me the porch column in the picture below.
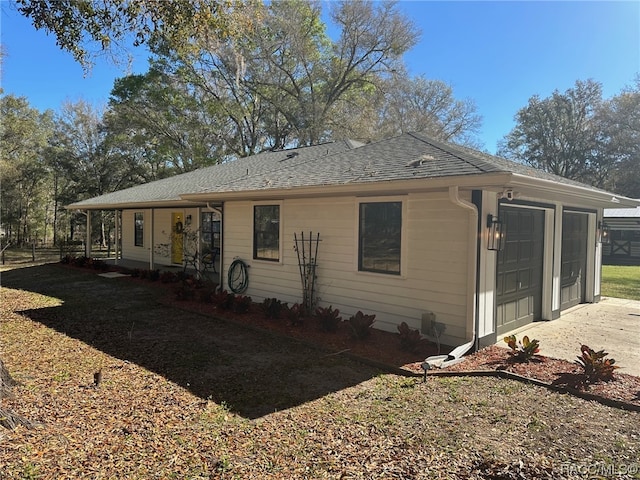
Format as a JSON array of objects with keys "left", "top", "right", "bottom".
[
  {"left": 114, "top": 210, "right": 120, "bottom": 265},
  {"left": 85, "top": 210, "right": 92, "bottom": 258},
  {"left": 149, "top": 208, "right": 155, "bottom": 270},
  {"left": 195, "top": 208, "right": 202, "bottom": 276}
]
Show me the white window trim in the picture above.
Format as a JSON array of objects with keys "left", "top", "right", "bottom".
[
  {"left": 252, "top": 201, "right": 284, "bottom": 264},
  {"left": 355, "top": 196, "right": 407, "bottom": 278}
]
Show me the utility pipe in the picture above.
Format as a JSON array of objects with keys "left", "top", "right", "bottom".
[{"left": 425, "top": 187, "right": 479, "bottom": 369}]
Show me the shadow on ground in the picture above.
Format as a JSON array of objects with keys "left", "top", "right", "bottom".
[{"left": 2, "top": 264, "right": 383, "bottom": 419}]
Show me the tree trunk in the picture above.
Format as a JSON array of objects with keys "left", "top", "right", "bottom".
[{"left": 0, "top": 357, "right": 38, "bottom": 430}]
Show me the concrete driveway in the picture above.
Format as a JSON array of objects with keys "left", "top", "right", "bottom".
[{"left": 501, "top": 297, "right": 640, "bottom": 377}]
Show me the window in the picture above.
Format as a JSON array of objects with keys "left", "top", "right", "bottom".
[
  {"left": 201, "top": 211, "right": 221, "bottom": 256},
  {"left": 254, "top": 205, "right": 280, "bottom": 261},
  {"left": 134, "top": 212, "right": 144, "bottom": 247},
  {"left": 359, "top": 202, "right": 402, "bottom": 275}
]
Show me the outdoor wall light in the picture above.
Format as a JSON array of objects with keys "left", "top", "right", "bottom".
[
  {"left": 598, "top": 221, "right": 610, "bottom": 245},
  {"left": 487, "top": 214, "right": 504, "bottom": 251},
  {"left": 186, "top": 214, "right": 192, "bottom": 225}
]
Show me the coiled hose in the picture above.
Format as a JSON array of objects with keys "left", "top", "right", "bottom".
[{"left": 228, "top": 258, "right": 249, "bottom": 294}]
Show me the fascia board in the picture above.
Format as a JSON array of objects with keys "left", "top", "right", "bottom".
[{"left": 507, "top": 174, "right": 640, "bottom": 208}]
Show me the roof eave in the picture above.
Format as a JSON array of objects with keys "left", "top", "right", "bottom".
[
  {"left": 507, "top": 174, "right": 640, "bottom": 208},
  {"left": 178, "top": 173, "right": 515, "bottom": 202},
  {"left": 66, "top": 199, "right": 210, "bottom": 211}
]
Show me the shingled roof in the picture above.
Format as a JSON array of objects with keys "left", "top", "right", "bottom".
[{"left": 68, "top": 132, "right": 631, "bottom": 209}]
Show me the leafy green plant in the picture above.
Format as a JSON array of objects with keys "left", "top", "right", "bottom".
[
  {"left": 233, "top": 295, "right": 253, "bottom": 314},
  {"left": 261, "top": 298, "right": 286, "bottom": 319},
  {"left": 575, "top": 344, "right": 619, "bottom": 383},
  {"left": 315, "top": 305, "right": 342, "bottom": 332},
  {"left": 347, "top": 311, "right": 376, "bottom": 340},
  {"left": 397, "top": 321, "right": 425, "bottom": 352},
  {"left": 503, "top": 335, "right": 540, "bottom": 362}
]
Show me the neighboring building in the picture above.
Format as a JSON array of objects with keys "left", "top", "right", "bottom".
[
  {"left": 68, "top": 132, "right": 639, "bottom": 354},
  {"left": 603, "top": 205, "right": 640, "bottom": 265}
]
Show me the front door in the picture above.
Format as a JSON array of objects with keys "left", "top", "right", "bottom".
[
  {"left": 560, "top": 212, "right": 588, "bottom": 310},
  {"left": 171, "top": 212, "right": 184, "bottom": 264},
  {"left": 496, "top": 207, "right": 545, "bottom": 335}
]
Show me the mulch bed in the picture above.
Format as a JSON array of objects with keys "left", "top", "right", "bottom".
[{"left": 153, "top": 284, "right": 640, "bottom": 411}]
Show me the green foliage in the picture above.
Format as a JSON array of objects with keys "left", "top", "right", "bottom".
[
  {"left": 601, "top": 265, "right": 640, "bottom": 301},
  {"left": 503, "top": 335, "right": 540, "bottom": 362},
  {"left": 575, "top": 344, "right": 619, "bottom": 383},
  {"left": 314, "top": 306, "right": 342, "bottom": 333},
  {"left": 347, "top": 311, "right": 376, "bottom": 340},
  {"left": 261, "top": 298, "right": 286, "bottom": 320},
  {"left": 397, "top": 321, "right": 424, "bottom": 352}
]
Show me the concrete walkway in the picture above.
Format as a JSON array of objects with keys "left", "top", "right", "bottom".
[{"left": 500, "top": 297, "right": 640, "bottom": 377}]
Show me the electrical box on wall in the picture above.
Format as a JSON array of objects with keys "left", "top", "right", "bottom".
[{"left": 421, "top": 311, "right": 436, "bottom": 334}]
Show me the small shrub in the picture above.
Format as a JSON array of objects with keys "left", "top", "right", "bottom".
[
  {"left": 348, "top": 311, "right": 376, "bottom": 340},
  {"left": 285, "top": 303, "right": 306, "bottom": 326},
  {"left": 504, "top": 335, "right": 540, "bottom": 362},
  {"left": 397, "top": 322, "right": 424, "bottom": 352},
  {"left": 198, "top": 284, "right": 217, "bottom": 303},
  {"left": 233, "top": 295, "right": 253, "bottom": 314},
  {"left": 575, "top": 344, "right": 619, "bottom": 383},
  {"left": 138, "top": 268, "right": 150, "bottom": 280},
  {"left": 212, "top": 290, "right": 235, "bottom": 310},
  {"left": 174, "top": 279, "right": 197, "bottom": 300},
  {"left": 148, "top": 269, "right": 160, "bottom": 281},
  {"left": 88, "top": 258, "right": 109, "bottom": 271},
  {"left": 73, "top": 256, "right": 89, "bottom": 268},
  {"left": 160, "top": 271, "right": 178, "bottom": 283},
  {"left": 315, "top": 305, "right": 342, "bottom": 332},
  {"left": 61, "top": 254, "right": 74, "bottom": 264},
  {"left": 261, "top": 298, "right": 286, "bottom": 319}
]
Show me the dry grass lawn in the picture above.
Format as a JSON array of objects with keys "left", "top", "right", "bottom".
[{"left": 1, "top": 264, "right": 639, "bottom": 479}]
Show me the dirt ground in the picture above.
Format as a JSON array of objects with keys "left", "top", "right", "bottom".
[{"left": 1, "top": 263, "right": 639, "bottom": 479}]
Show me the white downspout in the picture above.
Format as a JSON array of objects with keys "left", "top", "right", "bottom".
[{"left": 424, "top": 186, "right": 478, "bottom": 369}]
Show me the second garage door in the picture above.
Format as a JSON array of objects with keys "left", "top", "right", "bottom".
[
  {"left": 496, "top": 207, "right": 545, "bottom": 335},
  {"left": 560, "top": 212, "right": 589, "bottom": 310}
]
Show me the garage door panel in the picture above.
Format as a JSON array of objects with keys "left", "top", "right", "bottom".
[
  {"left": 561, "top": 212, "right": 587, "bottom": 310},
  {"left": 503, "top": 271, "right": 518, "bottom": 294},
  {"left": 519, "top": 240, "right": 533, "bottom": 261},
  {"left": 518, "top": 268, "right": 531, "bottom": 289},
  {"left": 504, "top": 243, "right": 519, "bottom": 263},
  {"left": 496, "top": 207, "right": 545, "bottom": 335}
]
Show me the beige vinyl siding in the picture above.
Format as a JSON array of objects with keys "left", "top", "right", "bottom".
[
  {"left": 122, "top": 208, "right": 200, "bottom": 267},
  {"left": 122, "top": 209, "right": 151, "bottom": 263},
  {"left": 223, "top": 191, "right": 471, "bottom": 346}
]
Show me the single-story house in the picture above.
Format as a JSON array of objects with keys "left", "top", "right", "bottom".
[
  {"left": 603, "top": 205, "right": 640, "bottom": 265},
  {"left": 68, "top": 132, "right": 640, "bottom": 354}
]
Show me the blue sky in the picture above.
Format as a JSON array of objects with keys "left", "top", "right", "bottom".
[{"left": 1, "top": 1, "right": 639, "bottom": 153}]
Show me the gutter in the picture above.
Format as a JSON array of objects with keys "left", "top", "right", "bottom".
[{"left": 423, "top": 186, "right": 478, "bottom": 370}]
